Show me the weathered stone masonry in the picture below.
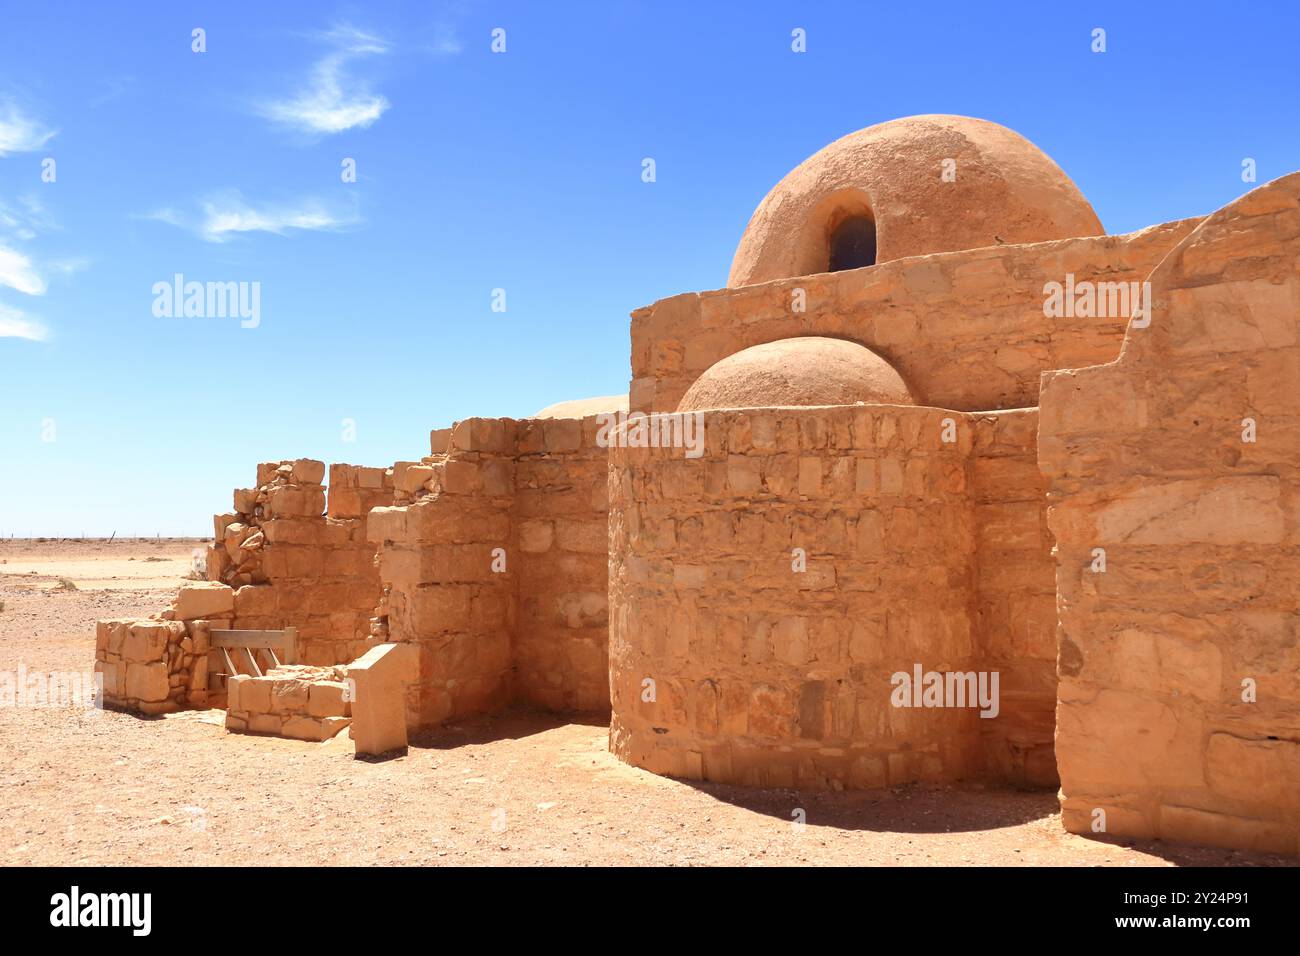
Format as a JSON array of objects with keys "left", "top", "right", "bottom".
[{"left": 94, "top": 114, "right": 1300, "bottom": 857}]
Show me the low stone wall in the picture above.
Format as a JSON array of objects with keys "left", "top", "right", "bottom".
[
  {"left": 94, "top": 581, "right": 238, "bottom": 712},
  {"left": 1040, "top": 173, "right": 1300, "bottom": 855},
  {"left": 225, "top": 665, "right": 351, "bottom": 741},
  {"left": 607, "top": 404, "right": 1050, "bottom": 789},
  {"left": 95, "top": 619, "right": 196, "bottom": 714}
]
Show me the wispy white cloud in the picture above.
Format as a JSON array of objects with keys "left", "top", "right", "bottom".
[
  {"left": 0, "top": 244, "right": 47, "bottom": 295},
  {"left": 142, "top": 191, "right": 358, "bottom": 243},
  {"left": 0, "top": 302, "right": 48, "bottom": 341},
  {"left": 256, "top": 25, "right": 392, "bottom": 135},
  {"left": 0, "top": 195, "right": 55, "bottom": 241},
  {"left": 0, "top": 99, "right": 56, "bottom": 156}
]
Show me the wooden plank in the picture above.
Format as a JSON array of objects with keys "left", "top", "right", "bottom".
[
  {"left": 211, "top": 629, "right": 295, "bottom": 651},
  {"left": 283, "top": 627, "right": 298, "bottom": 665},
  {"left": 240, "top": 646, "right": 262, "bottom": 678}
]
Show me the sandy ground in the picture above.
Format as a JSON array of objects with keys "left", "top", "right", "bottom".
[{"left": 0, "top": 539, "right": 1290, "bottom": 867}]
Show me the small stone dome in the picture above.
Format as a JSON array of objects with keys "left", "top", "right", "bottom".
[
  {"left": 533, "top": 394, "right": 628, "bottom": 419},
  {"left": 677, "top": 337, "right": 915, "bottom": 411},
  {"left": 728, "top": 114, "right": 1103, "bottom": 287}
]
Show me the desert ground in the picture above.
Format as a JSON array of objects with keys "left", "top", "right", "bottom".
[{"left": 0, "top": 538, "right": 1289, "bottom": 867}]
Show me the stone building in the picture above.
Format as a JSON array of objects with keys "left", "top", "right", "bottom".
[{"left": 95, "top": 115, "right": 1300, "bottom": 856}]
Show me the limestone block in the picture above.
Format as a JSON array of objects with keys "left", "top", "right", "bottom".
[
  {"left": 173, "top": 582, "right": 235, "bottom": 621},
  {"left": 291, "top": 458, "right": 326, "bottom": 485},
  {"left": 542, "top": 418, "right": 582, "bottom": 454},
  {"left": 518, "top": 519, "right": 554, "bottom": 553},
  {"left": 282, "top": 716, "right": 329, "bottom": 741},
  {"left": 307, "top": 680, "right": 351, "bottom": 718},
  {"left": 270, "top": 678, "right": 311, "bottom": 713},
  {"left": 451, "top": 418, "right": 515, "bottom": 454},
  {"left": 1159, "top": 804, "right": 1296, "bottom": 855},
  {"left": 125, "top": 662, "right": 169, "bottom": 703},
  {"left": 241, "top": 676, "right": 272, "bottom": 714},
  {"left": 264, "top": 484, "right": 326, "bottom": 519},
  {"left": 95, "top": 660, "right": 124, "bottom": 699},
  {"left": 249, "top": 714, "right": 282, "bottom": 735},
  {"left": 395, "top": 464, "right": 435, "bottom": 495},
  {"left": 348, "top": 642, "right": 419, "bottom": 756},
  {"left": 232, "top": 585, "right": 276, "bottom": 619},
  {"left": 1093, "top": 477, "right": 1283, "bottom": 546},
  {"left": 123, "top": 621, "right": 175, "bottom": 662},
  {"left": 1205, "top": 733, "right": 1300, "bottom": 810},
  {"left": 226, "top": 674, "right": 248, "bottom": 712},
  {"left": 441, "top": 460, "right": 479, "bottom": 494}
]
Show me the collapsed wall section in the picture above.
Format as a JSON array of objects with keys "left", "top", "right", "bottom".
[
  {"left": 95, "top": 458, "right": 394, "bottom": 714},
  {"left": 207, "top": 459, "right": 393, "bottom": 669}
]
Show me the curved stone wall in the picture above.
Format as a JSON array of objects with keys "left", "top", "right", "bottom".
[{"left": 609, "top": 404, "right": 997, "bottom": 789}]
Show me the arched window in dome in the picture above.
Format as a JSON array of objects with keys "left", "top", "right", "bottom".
[{"left": 828, "top": 213, "right": 877, "bottom": 271}]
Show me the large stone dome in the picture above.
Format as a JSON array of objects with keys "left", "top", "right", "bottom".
[
  {"left": 677, "top": 337, "right": 915, "bottom": 411},
  {"left": 727, "top": 114, "right": 1103, "bottom": 287}
]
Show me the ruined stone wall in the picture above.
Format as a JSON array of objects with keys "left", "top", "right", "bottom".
[
  {"left": 368, "top": 421, "right": 517, "bottom": 729},
  {"left": 96, "top": 618, "right": 203, "bottom": 714},
  {"left": 969, "top": 410, "right": 1059, "bottom": 786},
  {"left": 630, "top": 220, "right": 1199, "bottom": 415},
  {"left": 608, "top": 405, "right": 992, "bottom": 788},
  {"left": 514, "top": 416, "right": 611, "bottom": 712},
  {"left": 225, "top": 665, "right": 351, "bottom": 741},
  {"left": 1040, "top": 174, "right": 1300, "bottom": 855},
  {"left": 207, "top": 459, "right": 393, "bottom": 668}
]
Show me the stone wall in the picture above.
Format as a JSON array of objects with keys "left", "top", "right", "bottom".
[
  {"left": 367, "top": 415, "right": 613, "bottom": 729},
  {"left": 607, "top": 404, "right": 1053, "bottom": 788},
  {"left": 969, "top": 411, "right": 1058, "bottom": 786},
  {"left": 94, "top": 583, "right": 241, "bottom": 712},
  {"left": 225, "top": 665, "right": 351, "bottom": 741},
  {"left": 514, "top": 416, "right": 610, "bottom": 712},
  {"left": 1040, "top": 173, "right": 1300, "bottom": 854},
  {"left": 368, "top": 420, "right": 517, "bottom": 729},
  {"left": 207, "top": 459, "right": 393, "bottom": 669},
  {"left": 630, "top": 220, "right": 1199, "bottom": 415},
  {"left": 95, "top": 618, "right": 198, "bottom": 714}
]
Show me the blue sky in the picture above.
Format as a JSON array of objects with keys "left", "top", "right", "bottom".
[{"left": 1, "top": 1, "right": 1297, "bottom": 536}]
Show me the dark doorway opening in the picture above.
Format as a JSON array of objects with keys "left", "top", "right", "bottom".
[{"left": 828, "top": 214, "right": 877, "bottom": 271}]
